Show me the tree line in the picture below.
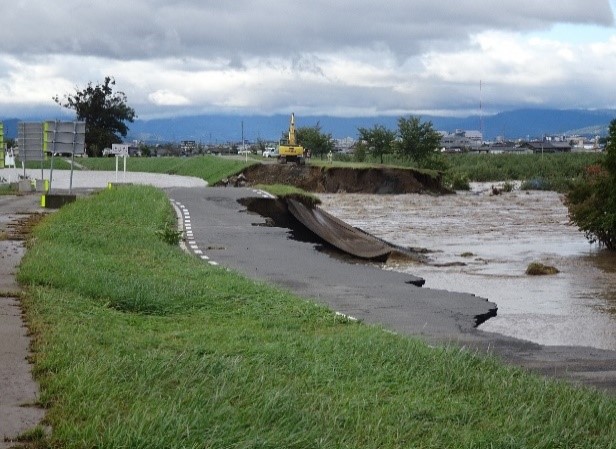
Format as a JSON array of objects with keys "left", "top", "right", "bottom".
[{"left": 294, "top": 117, "right": 442, "bottom": 168}]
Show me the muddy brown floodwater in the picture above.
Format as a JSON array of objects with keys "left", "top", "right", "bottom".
[{"left": 318, "top": 183, "right": 616, "bottom": 351}]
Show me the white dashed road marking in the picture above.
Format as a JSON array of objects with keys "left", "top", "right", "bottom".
[{"left": 171, "top": 199, "right": 219, "bottom": 266}]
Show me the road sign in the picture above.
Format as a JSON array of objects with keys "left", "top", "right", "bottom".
[{"left": 111, "top": 143, "right": 130, "bottom": 157}]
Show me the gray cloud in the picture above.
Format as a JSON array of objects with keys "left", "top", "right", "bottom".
[
  {"left": 0, "top": 1, "right": 615, "bottom": 119},
  {"left": 1, "top": 0, "right": 612, "bottom": 60}
]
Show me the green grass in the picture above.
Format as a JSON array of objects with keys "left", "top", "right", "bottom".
[
  {"left": 77, "top": 155, "right": 256, "bottom": 185},
  {"left": 0, "top": 183, "right": 17, "bottom": 195},
  {"left": 445, "top": 152, "right": 604, "bottom": 191},
  {"left": 21, "top": 158, "right": 74, "bottom": 170},
  {"left": 255, "top": 184, "right": 322, "bottom": 207},
  {"left": 18, "top": 186, "right": 616, "bottom": 448}
]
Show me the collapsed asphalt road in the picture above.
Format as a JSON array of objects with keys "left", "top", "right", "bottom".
[
  {"left": 167, "top": 186, "right": 616, "bottom": 394},
  {"left": 168, "top": 187, "right": 496, "bottom": 337}
]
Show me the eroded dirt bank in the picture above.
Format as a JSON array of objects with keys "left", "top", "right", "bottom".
[{"left": 227, "top": 164, "right": 447, "bottom": 194}]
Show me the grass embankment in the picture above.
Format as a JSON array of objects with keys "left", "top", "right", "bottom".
[
  {"left": 78, "top": 155, "right": 255, "bottom": 185},
  {"left": 18, "top": 185, "right": 616, "bottom": 448}
]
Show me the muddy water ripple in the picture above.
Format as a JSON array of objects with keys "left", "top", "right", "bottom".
[{"left": 319, "top": 184, "right": 616, "bottom": 350}]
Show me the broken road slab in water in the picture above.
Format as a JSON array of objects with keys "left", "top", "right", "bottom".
[{"left": 168, "top": 187, "right": 496, "bottom": 336}]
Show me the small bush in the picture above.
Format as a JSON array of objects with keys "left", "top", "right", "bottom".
[
  {"left": 526, "top": 262, "right": 559, "bottom": 276},
  {"left": 156, "top": 224, "right": 183, "bottom": 245},
  {"left": 354, "top": 145, "right": 367, "bottom": 163},
  {"left": 502, "top": 181, "right": 515, "bottom": 192},
  {"left": 448, "top": 174, "right": 471, "bottom": 191}
]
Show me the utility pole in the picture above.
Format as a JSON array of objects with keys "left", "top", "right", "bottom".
[
  {"left": 242, "top": 120, "right": 247, "bottom": 162},
  {"left": 479, "top": 80, "right": 484, "bottom": 144}
]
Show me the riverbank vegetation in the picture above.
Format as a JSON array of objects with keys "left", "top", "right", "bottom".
[
  {"left": 17, "top": 185, "right": 616, "bottom": 448},
  {"left": 566, "top": 119, "right": 616, "bottom": 249},
  {"left": 349, "top": 151, "right": 603, "bottom": 192}
]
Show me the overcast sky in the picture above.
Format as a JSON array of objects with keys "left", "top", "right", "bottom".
[{"left": 1, "top": 0, "right": 615, "bottom": 120}]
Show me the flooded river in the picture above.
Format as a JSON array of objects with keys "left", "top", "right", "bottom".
[{"left": 318, "top": 184, "right": 616, "bottom": 350}]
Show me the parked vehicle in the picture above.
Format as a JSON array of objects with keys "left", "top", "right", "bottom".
[{"left": 263, "top": 147, "right": 279, "bottom": 158}]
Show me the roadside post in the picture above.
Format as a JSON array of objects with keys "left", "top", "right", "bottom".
[{"left": 111, "top": 143, "right": 130, "bottom": 183}]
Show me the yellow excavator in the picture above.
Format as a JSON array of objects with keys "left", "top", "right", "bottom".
[{"left": 278, "top": 113, "right": 306, "bottom": 165}]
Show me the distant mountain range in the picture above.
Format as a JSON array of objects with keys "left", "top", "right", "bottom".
[{"left": 3, "top": 108, "right": 615, "bottom": 143}]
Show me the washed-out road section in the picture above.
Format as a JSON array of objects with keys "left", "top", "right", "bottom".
[{"left": 168, "top": 186, "right": 616, "bottom": 394}]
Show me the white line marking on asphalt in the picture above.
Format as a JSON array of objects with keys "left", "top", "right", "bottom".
[
  {"left": 253, "top": 189, "right": 276, "bottom": 199},
  {"left": 335, "top": 311, "right": 358, "bottom": 322},
  {"left": 170, "top": 197, "right": 222, "bottom": 266}
]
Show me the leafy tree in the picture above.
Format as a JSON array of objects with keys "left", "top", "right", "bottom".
[
  {"left": 396, "top": 116, "right": 442, "bottom": 167},
  {"left": 354, "top": 141, "right": 367, "bottom": 163},
  {"left": 566, "top": 119, "right": 616, "bottom": 249},
  {"left": 296, "top": 124, "right": 334, "bottom": 159},
  {"left": 54, "top": 76, "right": 136, "bottom": 157},
  {"left": 139, "top": 143, "right": 152, "bottom": 157},
  {"left": 357, "top": 124, "right": 396, "bottom": 164}
]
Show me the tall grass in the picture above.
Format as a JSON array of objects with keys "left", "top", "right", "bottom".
[
  {"left": 445, "top": 152, "right": 604, "bottom": 191},
  {"left": 19, "top": 186, "right": 616, "bottom": 448},
  {"left": 78, "top": 155, "right": 255, "bottom": 185}
]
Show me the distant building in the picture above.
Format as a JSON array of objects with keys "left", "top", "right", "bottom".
[
  {"left": 180, "top": 140, "right": 197, "bottom": 155},
  {"left": 519, "top": 141, "right": 571, "bottom": 153},
  {"left": 440, "top": 129, "right": 483, "bottom": 152},
  {"left": 334, "top": 137, "right": 356, "bottom": 153},
  {"left": 488, "top": 142, "right": 532, "bottom": 154}
]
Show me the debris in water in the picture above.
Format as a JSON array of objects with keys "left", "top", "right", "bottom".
[{"left": 526, "top": 262, "right": 559, "bottom": 276}]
